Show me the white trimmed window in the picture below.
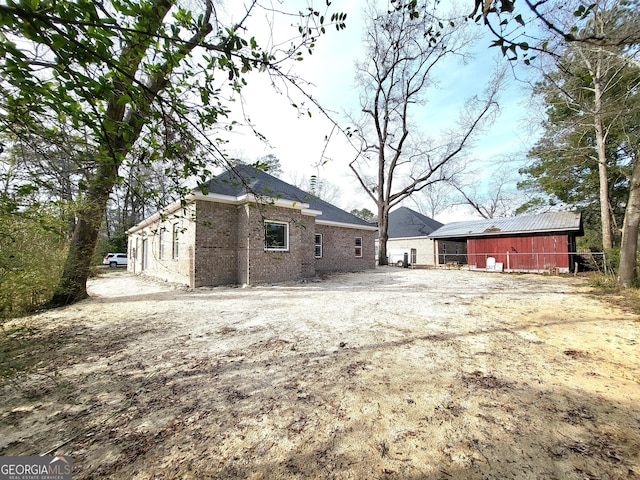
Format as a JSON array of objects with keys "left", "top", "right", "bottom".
[
  {"left": 172, "top": 223, "right": 179, "bottom": 259},
  {"left": 355, "top": 237, "right": 363, "bottom": 257},
  {"left": 314, "top": 234, "right": 323, "bottom": 258},
  {"left": 159, "top": 228, "right": 166, "bottom": 260},
  {"left": 265, "top": 221, "right": 289, "bottom": 251}
]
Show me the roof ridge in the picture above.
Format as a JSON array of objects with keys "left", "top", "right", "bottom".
[
  {"left": 429, "top": 211, "right": 582, "bottom": 238},
  {"left": 402, "top": 206, "right": 443, "bottom": 228},
  {"left": 203, "top": 165, "right": 374, "bottom": 228}
]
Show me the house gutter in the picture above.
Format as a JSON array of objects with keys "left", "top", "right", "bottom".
[
  {"left": 126, "top": 196, "right": 197, "bottom": 234},
  {"left": 384, "top": 235, "right": 435, "bottom": 241},
  {"left": 235, "top": 193, "right": 310, "bottom": 211},
  {"left": 316, "top": 219, "right": 378, "bottom": 231},
  {"left": 127, "top": 192, "right": 315, "bottom": 235}
]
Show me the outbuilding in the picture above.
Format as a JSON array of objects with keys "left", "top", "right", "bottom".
[
  {"left": 376, "top": 207, "right": 443, "bottom": 267},
  {"left": 428, "top": 211, "right": 583, "bottom": 273}
]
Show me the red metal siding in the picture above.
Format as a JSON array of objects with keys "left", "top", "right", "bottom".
[{"left": 468, "top": 235, "right": 571, "bottom": 270}]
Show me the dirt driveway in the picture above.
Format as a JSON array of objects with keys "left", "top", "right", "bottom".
[{"left": 1, "top": 268, "right": 639, "bottom": 479}]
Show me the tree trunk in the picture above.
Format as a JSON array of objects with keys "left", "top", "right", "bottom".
[
  {"left": 595, "top": 118, "right": 613, "bottom": 250},
  {"left": 618, "top": 158, "right": 640, "bottom": 286},
  {"left": 377, "top": 203, "right": 389, "bottom": 266},
  {"left": 50, "top": 182, "right": 112, "bottom": 305},
  {"left": 593, "top": 55, "right": 614, "bottom": 250},
  {"left": 49, "top": 0, "right": 182, "bottom": 306}
]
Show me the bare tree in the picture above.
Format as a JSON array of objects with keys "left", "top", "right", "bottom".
[
  {"left": 287, "top": 171, "right": 342, "bottom": 205},
  {"left": 308, "top": 175, "right": 342, "bottom": 205},
  {"left": 349, "top": 1, "right": 503, "bottom": 265},
  {"left": 409, "top": 181, "right": 456, "bottom": 219},
  {"left": 450, "top": 162, "right": 521, "bottom": 218}
]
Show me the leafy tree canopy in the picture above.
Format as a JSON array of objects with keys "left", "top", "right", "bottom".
[
  {"left": 350, "top": 208, "right": 376, "bottom": 222},
  {"left": 0, "top": 0, "right": 346, "bottom": 304},
  {"left": 517, "top": 5, "right": 640, "bottom": 249}
]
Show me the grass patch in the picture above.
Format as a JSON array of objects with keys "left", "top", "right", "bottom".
[{"left": 588, "top": 275, "right": 640, "bottom": 315}]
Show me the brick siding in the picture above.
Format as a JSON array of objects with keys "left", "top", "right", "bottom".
[
  {"left": 193, "top": 200, "right": 239, "bottom": 287},
  {"left": 127, "top": 204, "right": 196, "bottom": 285},
  {"left": 128, "top": 198, "right": 375, "bottom": 287},
  {"left": 315, "top": 224, "right": 376, "bottom": 274},
  {"left": 236, "top": 203, "right": 306, "bottom": 285}
]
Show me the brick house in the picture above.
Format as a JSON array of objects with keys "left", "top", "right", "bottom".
[{"left": 126, "top": 165, "right": 377, "bottom": 287}]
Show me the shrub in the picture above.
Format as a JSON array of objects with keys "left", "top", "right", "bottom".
[
  {"left": 604, "top": 247, "right": 621, "bottom": 273},
  {"left": 0, "top": 201, "right": 67, "bottom": 319}
]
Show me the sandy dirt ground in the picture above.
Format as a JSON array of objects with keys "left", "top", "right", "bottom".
[{"left": 1, "top": 267, "right": 639, "bottom": 479}]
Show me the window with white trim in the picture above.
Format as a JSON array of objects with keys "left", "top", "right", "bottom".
[
  {"left": 314, "top": 234, "right": 323, "bottom": 258},
  {"left": 355, "top": 237, "right": 363, "bottom": 257},
  {"left": 159, "top": 228, "right": 166, "bottom": 260},
  {"left": 265, "top": 221, "right": 289, "bottom": 251},
  {"left": 172, "top": 223, "right": 179, "bottom": 259}
]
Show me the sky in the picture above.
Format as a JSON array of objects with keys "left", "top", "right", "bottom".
[{"left": 218, "top": 1, "right": 542, "bottom": 223}]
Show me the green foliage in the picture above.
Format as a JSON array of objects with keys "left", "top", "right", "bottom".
[
  {"left": 517, "top": 6, "right": 640, "bottom": 250},
  {"left": 475, "top": 0, "right": 639, "bottom": 65},
  {"left": 106, "top": 230, "right": 128, "bottom": 254},
  {"left": 0, "top": 199, "right": 68, "bottom": 319},
  {"left": 0, "top": 0, "right": 346, "bottom": 304},
  {"left": 575, "top": 208, "right": 605, "bottom": 252},
  {"left": 350, "top": 208, "right": 376, "bottom": 222},
  {"left": 604, "top": 247, "right": 621, "bottom": 272},
  {"left": 254, "top": 154, "right": 283, "bottom": 178},
  {"left": 588, "top": 274, "right": 620, "bottom": 290},
  {"left": 95, "top": 228, "right": 128, "bottom": 264}
]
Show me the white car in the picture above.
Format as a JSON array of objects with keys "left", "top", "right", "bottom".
[{"left": 103, "top": 253, "right": 128, "bottom": 268}]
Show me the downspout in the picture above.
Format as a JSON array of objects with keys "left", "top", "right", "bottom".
[
  {"left": 245, "top": 204, "right": 250, "bottom": 286},
  {"left": 190, "top": 245, "right": 195, "bottom": 288}
]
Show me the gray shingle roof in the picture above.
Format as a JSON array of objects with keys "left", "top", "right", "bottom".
[
  {"left": 429, "top": 211, "right": 583, "bottom": 239},
  {"left": 387, "top": 207, "right": 443, "bottom": 238},
  {"left": 200, "top": 165, "right": 374, "bottom": 228}
]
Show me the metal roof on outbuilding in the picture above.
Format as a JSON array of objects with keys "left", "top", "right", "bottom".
[
  {"left": 200, "top": 165, "right": 375, "bottom": 228},
  {"left": 429, "top": 211, "right": 583, "bottom": 239}
]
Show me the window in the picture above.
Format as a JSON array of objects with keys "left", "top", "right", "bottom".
[
  {"left": 314, "top": 234, "right": 323, "bottom": 258},
  {"left": 172, "top": 223, "right": 179, "bottom": 259},
  {"left": 159, "top": 228, "right": 165, "bottom": 260},
  {"left": 265, "top": 221, "right": 289, "bottom": 251},
  {"left": 355, "top": 237, "right": 363, "bottom": 257},
  {"left": 142, "top": 238, "right": 148, "bottom": 271}
]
